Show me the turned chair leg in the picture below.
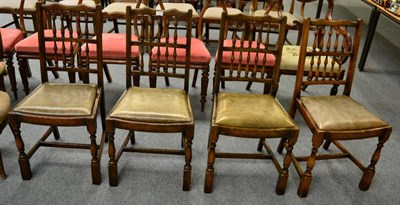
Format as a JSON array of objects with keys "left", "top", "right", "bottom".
[
  {"left": 9, "top": 120, "right": 32, "bottom": 180},
  {"left": 0, "top": 150, "right": 6, "bottom": 179},
  {"left": 204, "top": 128, "right": 219, "bottom": 193},
  {"left": 108, "top": 131, "right": 119, "bottom": 187},
  {"left": 183, "top": 127, "right": 194, "bottom": 191},
  {"left": 88, "top": 125, "right": 101, "bottom": 185}
]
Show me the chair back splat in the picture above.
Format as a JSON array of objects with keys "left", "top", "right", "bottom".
[{"left": 8, "top": 2, "right": 106, "bottom": 185}]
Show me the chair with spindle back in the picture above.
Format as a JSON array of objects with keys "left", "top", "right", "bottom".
[
  {"left": 8, "top": 2, "right": 106, "bottom": 184},
  {"left": 204, "top": 11, "right": 299, "bottom": 194},
  {"left": 106, "top": 7, "right": 195, "bottom": 190},
  {"left": 281, "top": 17, "right": 392, "bottom": 197}
]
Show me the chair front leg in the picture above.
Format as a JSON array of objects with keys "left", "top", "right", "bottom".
[
  {"left": 204, "top": 126, "right": 219, "bottom": 193},
  {"left": 297, "top": 133, "right": 324, "bottom": 198},
  {"left": 183, "top": 126, "right": 194, "bottom": 191},
  {"left": 88, "top": 123, "right": 101, "bottom": 185},
  {"left": 9, "top": 118, "right": 32, "bottom": 180},
  {"left": 108, "top": 127, "right": 119, "bottom": 187},
  {"left": 359, "top": 129, "right": 391, "bottom": 191}
]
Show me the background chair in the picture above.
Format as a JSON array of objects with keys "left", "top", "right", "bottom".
[
  {"left": 197, "top": 0, "right": 244, "bottom": 43},
  {"left": 0, "top": 0, "right": 41, "bottom": 34},
  {"left": 156, "top": 0, "right": 211, "bottom": 111},
  {"left": 282, "top": 18, "right": 392, "bottom": 197},
  {"left": 8, "top": 2, "right": 106, "bottom": 184},
  {"left": 204, "top": 11, "right": 299, "bottom": 194},
  {"left": 0, "top": 27, "right": 24, "bottom": 99},
  {"left": 102, "top": 0, "right": 147, "bottom": 33},
  {"left": 107, "top": 7, "right": 195, "bottom": 190},
  {"left": 0, "top": 61, "right": 11, "bottom": 179}
]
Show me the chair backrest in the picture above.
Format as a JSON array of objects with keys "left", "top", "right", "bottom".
[
  {"left": 214, "top": 11, "right": 287, "bottom": 95},
  {"left": 290, "top": 17, "right": 363, "bottom": 111},
  {"left": 36, "top": 2, "right": 104, "bottom": 85},
  {"left": 251, "top": 0, "right": 334, "bottom": 20},
  {"left": 125, "top": 6, "right": 192, "bottom": 91}
]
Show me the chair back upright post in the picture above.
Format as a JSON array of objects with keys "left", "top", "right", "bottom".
[{"left": 214, "top": 11, "right": 287, "bottom": 95}]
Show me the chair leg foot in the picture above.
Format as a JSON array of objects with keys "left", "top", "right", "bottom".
[
  {"left": 359, "top": 167, "right": 375, "bottom": 191},
  {"left": 297, "top": 175, "right": 312, "bottom": 198},
  {"left": 204, "top": 169, "right": 214, "bottom": 193},
  {"left": 183, "top": 165, "right": 191, "bottom": 191},
  {"left": 276, "top": 173, "right": 288, "bottom": 195},
  {"left": 18, "top": 157, "right": 32, "bottom": 180},
  {"left": 91, "top": 161, "right": 101, "bottom": 185},
  {"left": 108, "top": 163, "right": 119, "bottom": 187}
]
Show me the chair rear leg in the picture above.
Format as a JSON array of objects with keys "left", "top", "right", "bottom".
[
  {"left": 103, "top": 64, "right": 112, "bottom": 83},
  {"left": 52, "top": 126, "right": 60, "bottom": 140},
  {"left": 200, "top": 69, "right": 209, "bottom": 112},
  {"left": 18, "top": 59, "right": 30, "bottom": 96},
  {"left": 6, "top": 58, "right": 18, "bottom": 99},
  {"left": 192, "top": 69, "right": 199, "bottom": 87},
  {"left": 257, "top": 138, "right": 264, "bottom": 152}
]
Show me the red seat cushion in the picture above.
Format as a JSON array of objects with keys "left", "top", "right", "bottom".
[
  {"left": 82, "top": 33, "right": 139, "bottom": 59},
  {"left": 216, "top": 39, "right": 276, "bottom": 66},
  {"left": 0, "top": 28, "right": 24, "bottom": 53},
  {"left": 151, "top": 37, "right": 211, "bottom": 63},
  {"left": 15, "top": 30, "right": 77, "bottom": 54}
]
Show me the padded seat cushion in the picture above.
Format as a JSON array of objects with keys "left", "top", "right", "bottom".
[
  {"left": 15, "top": 30, "right": 77, "bottom": 54},
  {"left": 82, "top": 33, "right": 139, "bottom": 59},
  {"left": 0, "top": 28, "right": 24, "bottom": 53},
  {"left": 0, "top": 91, "right": 10, "bottom": 124},
  {"left": 251, "top": 10, "right": 297, "bottom": 26},
  {"left": 155, "top": 3, "right": 199, "bottom": 17},
  {"left": 203, "top": 7, "right": 242, "bottom": 19},
  {"left": 0, "top": 0, "right": 37, "bottom": 11},
  {"left": 14, "top": 82, "right": 98, "bottom": 116},
  {"left": 110, "top": 87, "right": 192, "bottom": 123},
  {"left": 151, "top": 37, "right": 211, "bottom": 63},
  {"left": 215, "top": 93, "right": 297, "bottom": 128},
  {"left": 300, "top": 95, "right": 388, "bottom": 131},
  {"left": 216, "top": 39, "right": 275, "bottom": 66},
  {"left": 281, "top": 45, "right": 340, "bottom": 72},
  {"left": 102, "top": 2, "right": 147, "bottom": 15}
]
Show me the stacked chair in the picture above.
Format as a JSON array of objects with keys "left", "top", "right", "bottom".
[{"left": 8, "top": 2, "right": 106, "bottom": 184}]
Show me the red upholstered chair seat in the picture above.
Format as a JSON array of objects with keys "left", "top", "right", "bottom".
[
  {"left": 216, "top": 39, "right": 276, "bottom": 66},
  {"left": 0, "top": 28, "right": 24, "bottom": 52},
  {"left": 15, "top": 30, "right": 77, "bottom": 53},
  {"left": 82, "top": 33, "right": 140, "bottom": 59},
  {"left": 151, "top": 37, "right": 211, "bottom": 63}
]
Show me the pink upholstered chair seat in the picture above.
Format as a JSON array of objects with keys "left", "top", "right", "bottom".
[
  {"left": 151, "top": 37, "right": 211, "bottom": 63},
  {"left": 0, "top": 28, "right": 24, "bottom": 52},
  {"left": 216, "top": 39, "right": 276, "bottom": 66},
  {"left": 82, "top": 33, "right": 139, "bottom": 59},
  {"left": 15, "top": 30, "right": 77, "bottom": 54}
]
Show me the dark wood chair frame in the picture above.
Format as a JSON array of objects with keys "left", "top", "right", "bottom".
[
  {"left": 8, "top": 2, "right": 107, "bottom": 185},
  {"left": 106, "top": 7, "right": 195, "bottom": 190},
  {"left": 279, "top": 18, "right": 393, "bottom": 197},
  {"left": 204, "top": 11, "right": 299, "bottom": 194}
]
